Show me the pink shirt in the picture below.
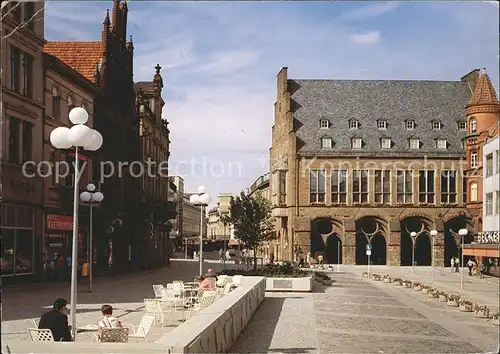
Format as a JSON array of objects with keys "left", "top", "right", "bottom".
[{"left": 199, "top": 279, "right": 214, "bottom": 290}]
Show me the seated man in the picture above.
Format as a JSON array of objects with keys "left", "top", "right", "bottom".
[{"left": 38, "top": 298, "right": 72, "bottom": 341}]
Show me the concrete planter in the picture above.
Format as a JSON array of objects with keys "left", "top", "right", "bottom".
[
  {"left": 383, "top": 278, "right": 391, "bottom": 283},
  {"left": 438, "top": 295, "right": 448, "bottom": 302},
  {"left": 459, "top": 304, "right": 473, "bottom": 312},
  {"left": 414, "top": 286, "right": 422, "bottom": 291},
  {"left": 447, "top": 300, "right": 459, "bottom": 307},
  {"left": 393, "top": 282, "right": 402, "bottom": 286},
  {"left": 266, "top": 276, "right": 313, "bottom": 292},
  {"left": 491, "top": 318, "right": 500, "bottom": 326},
  {"left": 428, "top": 292, "right": 438, "bottom": 299},
  {"left": 422, "top": 288, "right": 429, "bottom": 294},
  {"left": 403, "top": 283, "right": 412, "bottom": 288},
  {"left": 474, "top": 309, "right": 490, "bottom": 318}
]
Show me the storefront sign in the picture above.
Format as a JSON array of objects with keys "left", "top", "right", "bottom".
[
  {"left": 46, "top": 214, "right": 73, "bottom": 231},
  {"left": 477, "top": 231, "right": 499, "bottom": 244}
]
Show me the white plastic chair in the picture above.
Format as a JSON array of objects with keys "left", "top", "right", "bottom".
[
  {"left": 152, "top": 284, "right": 164, "bottom": 299},
  {"left": 99, "top": 327, "right": 129, "bottom": 342},
  {"left": 144, "top": 299, "right": 165, "bottom": 327},
  {"left": 125, "top": 315, "right": 155, "bottom": 343},
  {"left": 185, "top": 293, "right": 217, "bottom": 320},
  {"left": 32, "top": 319, "right": 39, "bottom": 327},
  {"left": 27, "top": 328, "right": 54, "bottom": 342},
  {"left": 216, "top": 275, "right": 228, "bottom": 287}
]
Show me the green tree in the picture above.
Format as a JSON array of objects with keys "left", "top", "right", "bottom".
[{"left": 227, "top": 191, "right": 276, "bottom": 271}]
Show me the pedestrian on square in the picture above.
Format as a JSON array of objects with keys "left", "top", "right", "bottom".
[
  {"left": 479, "top": 262, "right": 486, "bottom": 279},
  {"left": 38, "top": 298, "right": 72, "bottom": 342},
  {"left": 450, "top": 257, "right": 455, "bottom": 272},
  {"left": 454, "top": 257, "right": 460, "bottom": 273},
  {"left": 467, "top": 259, "right": 474, "bottom": 276}
]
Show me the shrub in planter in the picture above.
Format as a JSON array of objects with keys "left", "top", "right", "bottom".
[
  {"left": 437, "top": 291, "right": 448, "bottom": 302},
  {"left": 362, "top": 272, "right": 369, "bottom": 278},
  {"left": 403, "top": 280, "right": 412, "bottom": 288},
  {"left": 383, "top": 275, "right": 392, "bottom": 283},
  {"left": 490, "top": 313, "right": 500, "bottom": 326},
  {"left": 447, "top": 293, "right": 460, "bottom": 306},
  {"left": 372, "top": 274, "right": 382, "bottom": 281},
  {"left": 459, "top": 299, "right": 474, "bottom": 312},
  {"left": 474, "top": 305, "right": 490, "bottom": 318},
  {"left": 428, "top": 290, "right": 439, "bottom": 298}
]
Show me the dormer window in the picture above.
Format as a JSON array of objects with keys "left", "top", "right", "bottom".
[
  {"left": 349, "top": 120, "right": 359, "bottom": 130},
  {"left": 437, "top": 139, "right": 447, "bottom": 149},
  {"left": 469, "top": 117, "right": 477, "bottom": 133},
  {"left": 351, "top": 137, "right": 362, "bottom": 149},
  {"left": 381, "top": 138, "right": 391, "bottom": 149},
  {"left": 406, "top": 120, "right": 415, "bottom": 130},
  {"left": 321, "top": 138, "right": 332, "bottom": 149},
  {"left": 377, "top": 120, "right": 387, "bottom": 130},
  {"left": 432, "top": 121, "right": 442, "bottom": 130},
  {"left": 457, "top": 121, "right": 466, "bottom": 131},
  {"left": 409, "top": 138, "right": 420, "bottom": 149},
  {"left": 319, "top": 120, "right": 329, "bottom": 129}
]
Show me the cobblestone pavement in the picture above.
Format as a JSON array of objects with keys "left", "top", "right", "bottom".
[
  {"left": 232, "top": 272, "right": 499, "bottom": 353},
  {"left": 1, "top": 260, "right": 225, "bottom": 346}
]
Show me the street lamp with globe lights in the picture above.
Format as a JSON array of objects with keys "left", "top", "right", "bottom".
[
  {"left": 80, "top": 184, "right": 104, "bottom": 293},
  {"left": 410, "top": 231, "right": 417, "bottom": 274},
  {"left": 458, "top": 228, "right": 468, "bottom": 290},
  {"left": 429, "top": 229, "right": 438, "bottom": 282},
  {"left": 49, "top": 107, "right": 103, "bottom": 334},
  {"left": 189, "top": 186, "right": 211, "bottom": 276}
]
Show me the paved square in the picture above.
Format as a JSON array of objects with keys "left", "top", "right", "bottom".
[{"left": 232, "top": 272, "right": 497, "bottom": 353}]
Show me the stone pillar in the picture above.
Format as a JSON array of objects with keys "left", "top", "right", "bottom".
[
  {"left": 387, "top": 218, "right": 401, "bottom": 266},
  {"left": 343, "top": 220, "right": 356, "bottom": 265},
  {"left": 293, "top": 217, "right": 311, "bottom": 261},
  {"left": 434, "top": 218, "right": 445, "bottom": 267}
]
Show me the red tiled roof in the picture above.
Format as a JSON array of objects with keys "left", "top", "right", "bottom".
[
  {"left": 468, "top": 73, "right": 500, "bottom": 106},
  {"left": 44, "top": 41, "right": 103, "bottom": 83}
]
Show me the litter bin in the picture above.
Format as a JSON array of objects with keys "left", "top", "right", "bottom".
[{"left": 82, "top": 262, "right": 89, "bottom": 277}]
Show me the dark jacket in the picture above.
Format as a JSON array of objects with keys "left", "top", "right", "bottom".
[{"left": 38, "top": 309, "right": 72, "bottom": 341}]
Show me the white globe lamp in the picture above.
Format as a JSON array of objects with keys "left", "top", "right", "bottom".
[
  {"left": 200, "top": 193, "right": 211, "bottom": 205},
  {"left": 50, "top": 127, "right": 72, "bottom": 149},
  {"left": 198, "top": 185, "right": 206, "bottom": 194},
  {"left": 86, "top": 183, "right": 96, "bottom": 192},
  {"left": 190, "top": 194, "right": 200, "bottom": 204},
  {"left": 68, "top": 124, "right": 91, "bottom": 146},
  {"left": 69, "top": 107, "right": 89, "bottom": 125},
  {"left": 93, "top": 192, "right": 104, "bottom": 202},
  {"left": 80, "top": 191, "right": 91, "bottom": 202},
  {"left": 84, "top": 130, "right": 103, "bottom": 151},
  {"left": 430, "top": 230, "right": 438, "bottom": 237},
  {"left": 458, "top": 229, "right": 468, "bottom": 236}
]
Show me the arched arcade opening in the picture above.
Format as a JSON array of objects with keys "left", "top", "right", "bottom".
[
  {"left": 355, "top": 217, "right": 387, "bottom": 265},
  {"left": 400, "top": 216, "right": 432, "bottom": 266},
  {"left": 444, "top": 215, "right": 474, "bottom": 266},
  {"left": 310, "top": 218, "right": 343, "bottom": 264}
]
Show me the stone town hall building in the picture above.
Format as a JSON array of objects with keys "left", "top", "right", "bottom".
[{"left": 269, "top": 67, "right": 499, "bottom": 267}]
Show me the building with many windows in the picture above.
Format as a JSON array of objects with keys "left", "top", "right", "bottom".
[
  {"left": 268, "top": 67, "right": 495, "bottom": 266},
  {"left": 1, "top": 1, "right": 46, "bottom": 282}
]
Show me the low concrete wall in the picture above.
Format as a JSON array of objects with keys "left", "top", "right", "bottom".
[
  {"left": 265, "top": 277, "right": 312, "bottom": 292},
  {"left": 4, "top": 276, "right": 266, "bottom": 354},
  {"left": 156, "top": 276, "right": 266, "bottom": 353}
]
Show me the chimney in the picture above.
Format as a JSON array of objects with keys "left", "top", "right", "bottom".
[
  {"left": 461, "top": 69, "right": 480, "bottom": 95},
  {"left": 101, "top": 9, "right": 110, "bottom": 63}
]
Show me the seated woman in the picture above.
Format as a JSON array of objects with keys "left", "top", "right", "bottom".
[{"left": 198, "top": 275, "right": 215, "bottom": 291}]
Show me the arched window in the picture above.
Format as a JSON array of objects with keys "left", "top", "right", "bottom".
[
  {"left": 52, "top": 86, "right": 60, "bottom": 120},
  {"left": 469, "top": 117, "right": 477, "bottom": 133},
  {"left": 67, "top": 93, "right": 75, "bottom": 110},
  {"left": 470, "top": 183, "right": 478, "bottom": 202}
]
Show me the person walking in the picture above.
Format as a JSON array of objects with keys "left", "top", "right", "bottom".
[
  {"left": 454, "top": 257, "right": 460, "bottom": 273},
  {"left": 467, "top": 259, "right": 474, "bottom": 276},
  {"left": 450, "top": 257, "right": 455, "bottom": 272},
  {"left": 479, "top": 262, "right": 486, "bottom": 279}
]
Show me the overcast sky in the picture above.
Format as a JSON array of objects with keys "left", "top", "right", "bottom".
[{"left": 45, "top": 1, "right": 499, "bottom": 203}]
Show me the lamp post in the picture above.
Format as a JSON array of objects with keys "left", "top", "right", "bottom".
[
  {"left": 410, "top": 232, "right": 417, "bottom": 274},
  {"left": 222, "top": 219, "right": 227, "bottom": 271},
  {"left": 49, "top": 107, "right": 103, "bottom": 334},
  {"left": 189, "top": 186, "right": 211, "bottom": 276},
  {"left": 80, "top": 184, "right": 104, "bottom": 293},
  {"left": 429, "top": 229, "right": 438, "bottom": 282},
  {"left": 458, "top": 228, "right": 468, "bottom": 290}
]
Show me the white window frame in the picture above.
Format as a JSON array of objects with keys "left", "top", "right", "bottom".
[
  {"left": 470, "top": 118, "right": 477, "bottom": 133},
  {"left": 432, "top": 121, "right": 442, "bottom": 130},
  {"left": 496, "top": 190, "right": 500, "bottom": 214},
  {"left": 377, "top": 120, "right": 387, "bottom": 130},
  {"left": 396, "top": 170, "right": 413, "bottom": 204},
  {"left": 470, "top": 152, "right": 478, "bottom": 168},
  {"left": 437, "top": 139, "right": 447, "bottom": 149},
  {"left": 309, "top": 169, "right": 326, "bottom": 204},
  {"left": 440, "top": 170, "right": 457, "bottom": 205},
  {"left": 319, "top": 120, "right": 329, "bottom": 129},
  {"left": 349, "top": 120, "right": 359, "bottom": 130},
  {"left": 331, "top": 169, "right": 348, "bottom": 205},
  {"left": 381, "top": 138, "right": 391, "bottom": 149},
  {"left": 406, "top": 120, "right": 415, "bottom": 130},
  {"left": 352, "top": 169, "right": 369, "bottom": 204},
  {"left": 458, "top": 121, "right": 466, "bottom": 131},
  {"left": 470, "top": 183, "right": 478, "bottom": 202},
  {"left": 351, "top": 137, "right": 362, "bottom": 149},
  {"left": 409, "top": 138, "right": 420, "bottom": 149},
  {"left": 418, "top": 170, "right": 435, "bottom": 204},
  {"left": 374, "top": 170, "right": 391, "bottom": 205},
  {"left": 485, "top": 192, "right": 493, "bottom": 215},
  {"left": 321, "top": 138, "right": 332, "bottom": 149},
  {"left": 485, "top": 153, "right": 493, "bottom": 177}
]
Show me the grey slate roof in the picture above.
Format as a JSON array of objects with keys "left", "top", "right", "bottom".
[{"left": 291, "top": 79, "right": 471, "bottom": 157}]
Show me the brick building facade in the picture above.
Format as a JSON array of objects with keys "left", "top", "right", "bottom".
[{"left": 269, "top": 67, "right": 483, "bottom": 267}]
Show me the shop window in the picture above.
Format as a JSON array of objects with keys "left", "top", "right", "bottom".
[
  {"left": 15, "top": 229, "right": 33, "bottom": 274},
  {"left": 16, "top": 206, "right": 33, "bottom": 228},
  {"left": 1, "top": 229, "right": 15, "bottom": 275}
]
